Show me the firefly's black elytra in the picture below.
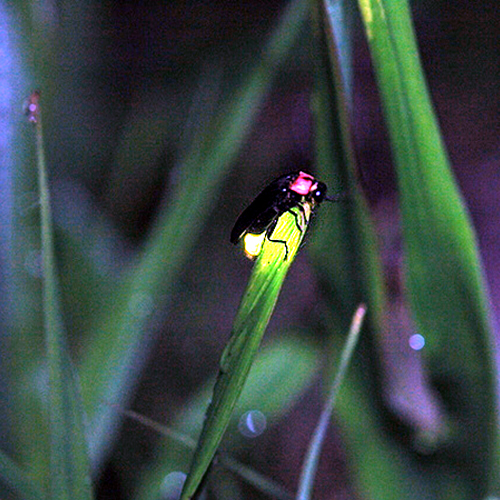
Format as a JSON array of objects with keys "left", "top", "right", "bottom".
[{"left": 230, "top": 171, "right": 328, "bottom": 258}]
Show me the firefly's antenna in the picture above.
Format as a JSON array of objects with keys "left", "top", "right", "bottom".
[{"left": 325, "top": 191, "right": 349, "bottom": 203}]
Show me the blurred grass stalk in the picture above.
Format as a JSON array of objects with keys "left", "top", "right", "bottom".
[
  {"left": 3, "top": 0, "right": 58, "bottom": 485},
  {"left": 297, "top": 304, "right": 366, "bottom": 500},
  {"left": 310, "top": 1, "right": 417, "bottom": 498},
  {"left": 33, "top": 94, "right": 93, "bottom": 500}
]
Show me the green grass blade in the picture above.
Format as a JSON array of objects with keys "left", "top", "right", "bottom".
[
  {"left": 0, "top": 449, "right": 47, "bottom": 500},
  {"left": 32, "top": 96, "right": 93, "bottom": 500},
  {"left": 317, "top": 0, "right": 354, "bottom": 104},
  {"left": 180, "top": 209, "right": 312, "bottom": 500},
  {"left": 79, "top": 0, "right": 310, "bottom": 467},
  {"left": 296, "top": 304, "right": 366, "bottom": 500},
  {"left": 3, "top": 4, "right": 49, "bottom": 475},
  {"left": 357, "top": 0, "right": 499, "bottom": 496},
  {"left": 311, "top": 0, "right": 385, "bottom": 320}
]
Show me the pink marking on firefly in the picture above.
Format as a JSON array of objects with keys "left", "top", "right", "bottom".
[{"left": 290, "top": 172, "right": 317, "bottom": 196}]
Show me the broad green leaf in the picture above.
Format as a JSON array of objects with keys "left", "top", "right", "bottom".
[
  {"left": 357, "top": 0, "right": 499, "bottom": 498},
  {"left": 233, "top": 334, "right": 319, "bottom": 422}
]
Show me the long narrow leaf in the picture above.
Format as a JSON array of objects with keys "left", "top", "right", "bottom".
[
  {"left": 2, "top": 3, "right": 50, "bottom": 476},
  {"left": 32, "top": 95, "right": 93, "bottom": 500}
]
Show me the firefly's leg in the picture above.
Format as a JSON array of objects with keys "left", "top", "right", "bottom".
[
  {"left": 289, "top": 204, "right": 307, "bottom": 232},
  {"left": 265, "top": 219, "right": 290, "bottom": 260}
]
